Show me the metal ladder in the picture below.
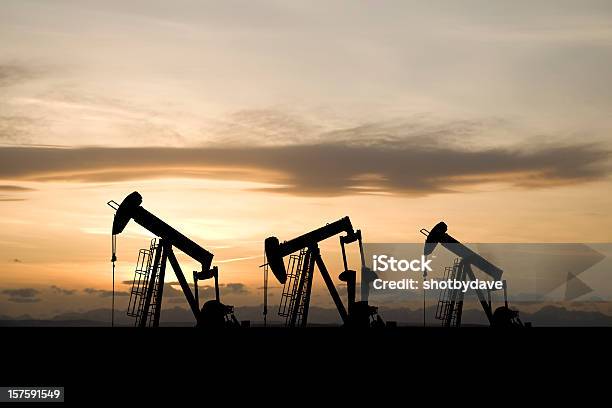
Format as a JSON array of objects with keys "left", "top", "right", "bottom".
[
  {"left": 293, "top": 255, "right": 312, "bottom": 326},
  {"left": 278, "top": 249, "right": 309, "bottom": 326},
  {"left": 127, "top": 239, "right": 161, "bottom": 327},
  {"left": 435, "top": 258, "right": 463, "bottom": 327}
]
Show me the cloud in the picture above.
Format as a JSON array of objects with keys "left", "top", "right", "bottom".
[
  {"left": 2, "top": 288, "right": 41, "bottom": 303},
  {"left": 166, "top": 297, "right": 188, "bottom": 304},
  {"left": 6, "top": 297, "right": 41, "bottom": 303},
  {"left": 0, "top": 114, "right": 40, "bottom": 145},
  {"left": 124, "top": 281, "right": 199, "bottom": 299},
  {"left": 0, "top": 140, "right": 609, "bottom": 196},
  {"left": 0, "top": 185, "right": 33, "bottom": 202},
  {"left": 50, "top": 285, "right": 76, "bottom": 295},
  {"left": 0, "top": 64, "right": 38, "bottom": 88},
  {"left": 122, "top": 280, "right": 249, "bottom": 299},
  {"left": 163, "top": 282, "right": 195, "bottom": 294},
  {"left": 83, "top": 288, "right": 129, "bottom": 297},
  {"left": 223, "top": 283, "right": 249, "bottom": 295},
  {"left": 3, "top": 288, "right": 38, "bottom": 297},
  {"left": 161, "top": 283, "right": 187, "bottom": 297},
  {"left": 0, "top": 185, "right": 33, "bottom": 192},
  {"left": 195, "top": 283, "right": 249, "bottom": 297},
  {"left": 196, "top": 285, "right": 217, "bottom": 299}
]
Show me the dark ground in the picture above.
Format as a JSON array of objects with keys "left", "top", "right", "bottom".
[{"left": 0, "top": 326, "right": 610, "bottom": 405}]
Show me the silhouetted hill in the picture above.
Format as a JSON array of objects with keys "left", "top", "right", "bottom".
[
  {"left": 0, "top": 319, "right": 109, "bottom": 327},
  {"left": 0, "top": 305, "right": 610, "bottom": 327},
  {"left": 528, "top": 305, "right": 612, "bottom": 326}
]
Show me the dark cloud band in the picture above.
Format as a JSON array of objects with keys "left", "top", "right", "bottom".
[
  {"left": 2, "top": 288, "right": 41, "bottom": 303},
  {"left": 0, "top": 142, "right": 609, "bottom": 196},
  {"left": 83, "top": 288, "right": 128, "bottom": 298}
]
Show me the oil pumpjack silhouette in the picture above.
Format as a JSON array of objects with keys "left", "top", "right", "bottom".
[
  {"left": 263, "top": 216, "right": 386, "bottom": 328},
  {"left": 421, "top": 221, "right": 527, "bottom": 328},
  {"left": 107, "top": 192, "right": 525, "bottom": 328},
  {"left": 108, "top": 192, "right": 240, "bottom": 328}
]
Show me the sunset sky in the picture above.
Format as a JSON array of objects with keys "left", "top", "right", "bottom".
[{"left": 1, "top": 1, "right": 611, "bottom": 320}]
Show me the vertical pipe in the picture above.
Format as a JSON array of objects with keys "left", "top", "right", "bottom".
[
  {"left": 340, "top": 237, "right": 349, "bottom": 272},
  {"left": 214, "top": 273, "right": 220, "bottom": 302},
  {"left": 503, "top": 280, "right": 508, "bottom": 308},
  {"left": 263, "top": 261, "right": 268, "bottom": 327},
  {"left": 193, "top": 271, "right": 200, "bottom": 311},
  {"left": 345, "top": 271, "right": 356, "bottom": 317},
  {"left": 356, "top": 230, "right": 366, "bottom": 267}
]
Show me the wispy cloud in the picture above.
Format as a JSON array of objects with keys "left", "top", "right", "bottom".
[
  {"left": 180, "top": 282, "right": 249, "bottom": 299},
  {"left": 50, "top": 285, "right": 76, "bottom": 295},
  {"left": 0, "top": 185, "right": 34, "bottom": 202},
  {"left": 216, "top": 255, "right": 261, "bottom": 264},
  {"left": 2, "top": 288, "right": 41, "bottom": 303},
  {"left": 223, "top": 283, "right": 249, "bottom": 295},
  {"left": 0, "top": 185, "right": 33, "bottom": 192},
  {"left": 0, "top": 64, "right": 39, "bottom": 88},
  {"left": 83, "top": 288, "right": 128, "bottom": 297},
  {"left": 0, "top": 139, "right": 609, "bottom": 196}
]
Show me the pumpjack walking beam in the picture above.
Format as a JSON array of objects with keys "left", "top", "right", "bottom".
[
  {"left": 265, "top": 217, "right": 356, "bottom": 284},
  {"left": 422, "top": 221, "right": 502, "bottom": 280}
]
